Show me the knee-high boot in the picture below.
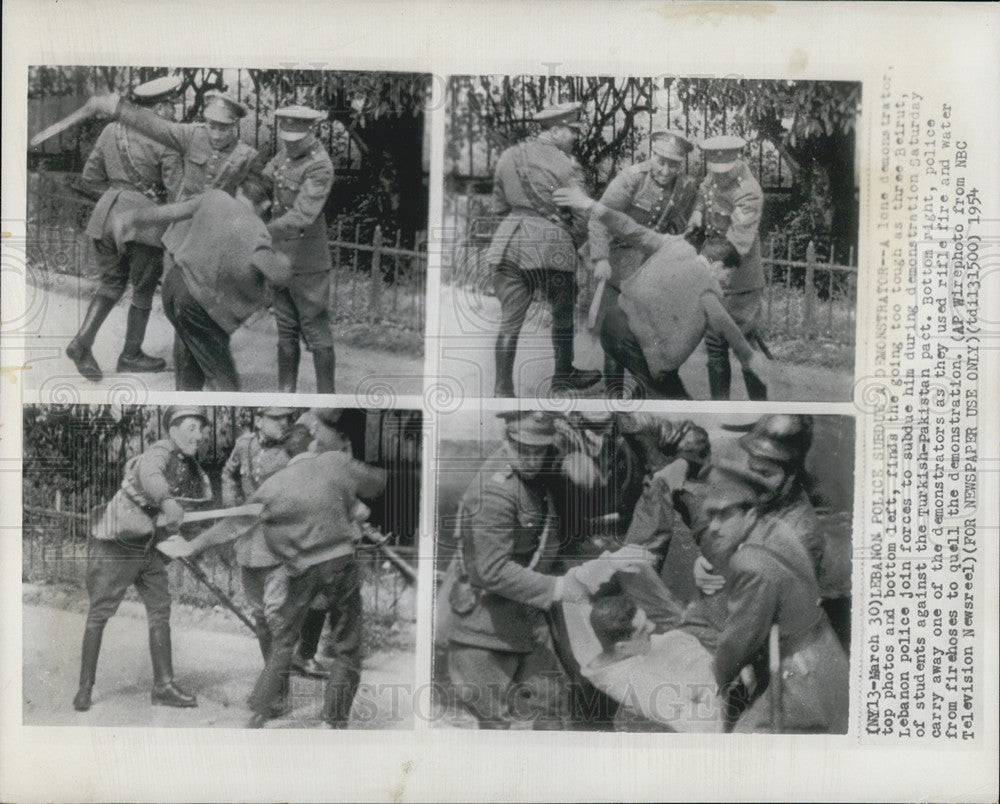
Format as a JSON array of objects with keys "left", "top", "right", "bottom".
[
  {"left": 742, "top": 367, "right": 768, "bottom": 401},
  {"left": 551, "top": 327, "right": 600, "bottom": 393},
  {"left": 66, "top": 295, "right": 118, "bottom": 382},
  {"left": 707, "top": 359, "right": 732, "bottom": 401},
  {"left": 149, "top": 625, "right": 197, "bottom": 707},
  {"left": 116, "top": 305, "right": 167, "bottom": 372},
  {"left": 311, "top": 347, "right": 336, "bottom": 394},
  {"left": 493, "top": 333, "right": 518, "bottom": 397},
  {"left": 277, "top": 341, "right": 300, "bottom": 393},
  {"left": 72, "top": 625, "right": 104, "bottom": 711}
]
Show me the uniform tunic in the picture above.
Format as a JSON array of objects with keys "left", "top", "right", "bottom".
[
  {"left": 81, "top": 121, "right": 182, "bottom": 307},
  {"left": 711, "top": 512, "right": 849, "bottom": 734},
  {"left": 588, "top": 162, "right": 698, "bottom": 287},
  {"left": 262, "top": 141, "right": 335, "bottom": 349},
  {"left": 486, "top": 140, "right": 588, "bottom": 273},
  {"left": 443, "top": 446, "right": 561, "bottom": 654}
]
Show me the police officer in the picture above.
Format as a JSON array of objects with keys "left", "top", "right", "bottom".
[
  {"left": 66, "top": 76, "right": 184, "bottom": 383},
  {"left": 487, "top": 102, "right": 601, "bottom": 397},
  {"left": 85, "top": 89, "right": 261, "bottom": 201},
  {"left": 587, "top": 130, "right": 698, "bottom": 394},
  {"left": 221, "top": 407, "right": 296, "bottom": 660},
  {"left": 73, "top": 405, "right": 212, "bottom": 712},
  {"left": 687, "top": 136, "right": 767, "bottom": 400},
  {"left": 441, "top": 412, "right": 615, "bottom": 729},
  {"left": 698, "top": 461, "right": 849, "bottom": 733},
  {"left": 265, "top": 106, "right": 336, "bottom": 393}
]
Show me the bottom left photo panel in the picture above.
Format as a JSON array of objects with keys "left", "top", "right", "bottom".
[{"left": 21, "top": 403, "right": 422, "bottom": 730}]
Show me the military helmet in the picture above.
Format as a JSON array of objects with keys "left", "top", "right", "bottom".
[
  {"left": 162, "top": 405, "right": 208, "bottom": 431},
  {"left": 502, "top": 411, "right": 556, "bottom": 447},
  {"left": 739, "top": 414, "right": 814, "bottom": 466}
]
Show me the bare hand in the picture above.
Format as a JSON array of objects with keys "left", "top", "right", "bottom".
[
  {"left": 693, "top": 555, "right": 726, "bottom": 595},
  {"left": 156, "top": 534, "right": 193, "bottom": 559},
  {"left": 552, "top": 186, "right": 594, "bottom": 213},
  {"left": 593, "top": 258, "right": 612, "bottom": 281},
  {"left": 86, "top": 93, "right": 121, "bottom": 118},
  {"left": 745, "top": 350, "right": 772, "bottom": 389},
  {"left": 684, "top": 211, "right": 703, "bottom": 234},
  {"left": 159, "top": 498, "right": 185, "bottom": 531},
  {"left": 652, "top": 458, "right": 689, "bottom": 493}
]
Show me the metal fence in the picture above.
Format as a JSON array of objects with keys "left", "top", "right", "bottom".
[{"left": 26, "top": 171, "right": 427, "bottom": 334}]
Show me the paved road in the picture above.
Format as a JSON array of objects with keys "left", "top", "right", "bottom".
[
  {"left": 436, "top": 284, "right": 853, "bottom": 402},
  {"left": 22, "top": 274, "right": 425, "bottom": 399},
  {"left": 23, "top": 602, "right": 415, "bottom": 730}
]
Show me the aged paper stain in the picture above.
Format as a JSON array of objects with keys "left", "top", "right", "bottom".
[{"left": 650, "top": 2, "right": 776, "bottom": 21}]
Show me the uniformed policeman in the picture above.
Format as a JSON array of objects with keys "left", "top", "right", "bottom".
[
  {"left": 687, "top": 136, "right": 768, "bottom": 400},
  {"left": 697, "top": 461, "right": 849, "bottom": 733},
  {"left": 587, "top": 129, "right": 698, "bottom": 395},
  {"left": 487, "top": 102, "right": 601, "bottom": 397},
  {"left": 265, "top": 106, "right": 336, "bottom": 394},
  {"left": 440, "top": 411, "right": 619, "bottom": 729},
  {"left": 221, "top": 407, "right": 296, "bottom": 660},
  {"left": 73, "top": 405, "right": 213, "bottom": 713},
  {"left": 66, "top": 76, "right": 184, "bottom": 383}
]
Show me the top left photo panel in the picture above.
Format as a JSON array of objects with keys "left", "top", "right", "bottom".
[{"left": 24, "top": 66, "right": 431, "bottom": 397}]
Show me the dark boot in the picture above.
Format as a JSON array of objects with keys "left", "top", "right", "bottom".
[
  {"left": 149, "top": 625, "right": 197, "bottom": 708},
  {"left": 321, "top": 663, "right": 361, "bottom": 729},
  {"left": 116, "top": 305, "right": 167, "bottom": 372},
  {"left": 603, "top": 353, "right": 626, "bottom": 399},
  {"left": 292, "top": 609, "right": 329, "bottom": 678},
  {"left": 311, "top": 347, "right": 336, "bottom": 394},
  {"left": 66, "top": 295, "right": 118, "bottom": 382},
  {"left": 707, "top": 360, "right": 731, "bottom": 401},
  {"left": 742, "top": 367, "right": 768, "bottom": 401},
  {"left": 551, "top": 328, "right": 600, "bottom": 393},
  {"left": 254, "top": 619, "right": 272, "bottom": 663},
  {"left": 653, "top": 369, "right": 690, "bottom": 400},
  {"left": 72, "top": 625, "right": 104, "bottom": 711},
  {"left": 493, "top": 332, "right": 518, "bottom": 397},
  {"left": 277, "top": 341, "right": 300, "bottom": 393}
]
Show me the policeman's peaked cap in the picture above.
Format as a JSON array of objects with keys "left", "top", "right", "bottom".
[
  {"left": 203, "top": 91, "right": 247, "bottom": 125},
  {"left": 650, "top": 129, "right": 694, "bottom": 161},
  {"left": 131, "top": 76, "right": 182, "bottom": 106},
  {"left": 701, "top": 135, "right": 747, "bottom": 173},
  {"left": 533, "top": 101, "right": 584, "bottom": 131},
  {"left": 700, "top": 460, "right": 776, "bottom": 508},
  {"left": 502, "top": 411, "right": 556, "bottom": 447},
  {"left": 162, "top": 405, "right": 209, "bottom": 431},
  {"left": 275, "top": 105, "right": 327, "bottom": 140},
  {"left": 739, "top": 414, "right": 814, "bottom": 466},
  {"left": 311, "top": 407, "right": 344, "bottom": 429}
]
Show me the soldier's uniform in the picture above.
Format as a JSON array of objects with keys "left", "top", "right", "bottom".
[
  {"left": 691, "top": 136, "right": 767, "bottom": 400},
  {"left": 74, "top": 405, "right": 212, "bottom": 713},
  {"left": 440, "top": 413, "right": 567, "bottom": 728},
  {"left": 264, "top": 106, "right": 336, "bottom": 393},
  {"left": 698, "top": 462, "right": 849, "bottom": 734},
  {"left": 487, "top": 102, "right": 600, "bottom": 397},
  {"left": 117, "top": 91, "right": 261, "bottom": 201},
  {"left": 66, "top": 76, "right": 184, "bottom": 383},
  {"left": 221, "top": 409, "right": 294, "bottom": 657}
]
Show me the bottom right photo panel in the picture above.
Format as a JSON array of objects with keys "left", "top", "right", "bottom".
[{"left": 431, "top": 409, "right": 853, "bottom": 733}]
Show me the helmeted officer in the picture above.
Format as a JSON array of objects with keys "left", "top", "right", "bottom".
[
  {"left": 687, "top": 135, "right": 767, "bottom": 400},
  {"left": 66, "top": 76, "right": 184, "bottom": 382},
  {"left": 698, "top": 460, "right": 848, "bottom": 733},
  {"left": 487, "top": 101, "right": 601, "bottom": 397},
  {"left": 587, "top": 129, "right": 698, "bottom": 395},
  {"left": 265, "top": 105, "right": 336, "bottom": 393},
  {"left": 73, "top": 405, "right": 213, "bottom": 712}
]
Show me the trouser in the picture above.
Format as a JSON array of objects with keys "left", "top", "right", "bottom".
[
  {"left": 162, "top": 268, "right": 239, "bottom": 392},
  {"left": 545, "top": 607, "right": 619, "bottom": 730},
  {"left": 704, "top": 288, "right": 765, "bottom": 400},
  {"left": 271, "top": 272, "right": 334, "bottom": 351},
  {"left": 600, "top": 305, "right": 689, "bottom": 399},
  {"left": 447, "top": 640, "right": 567, "bottom": 730},
  {"left": 248, "top": 554, "right": 362, "bottom": 727},
  {"left": 92, "top": 238, "right": 164, "bottom": 311},
  {"left": 494, "top": 262, "right": 577, "bottom": 339},
  {"left": 85, "top": 537, "right": 171, "bottom": 629}
]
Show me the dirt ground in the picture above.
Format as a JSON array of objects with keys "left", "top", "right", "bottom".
[
  {"left": 22, "top": 584, "right": 416, "bottom": 730},
  {"left": 22, "top": 273, "right": 425, "bottom": 397},
  {"left": 437, "top": 284, "right": 854, "bottom": 402}
]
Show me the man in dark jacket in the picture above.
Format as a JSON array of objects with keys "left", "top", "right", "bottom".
[{"left": 73, "top": 405, "right": 212, "bottom": 712}]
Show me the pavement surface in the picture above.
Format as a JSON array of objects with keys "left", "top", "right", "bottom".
[
  {"left": 22, "top": 594, "right": 416, "bottom": 730},
  {"left": 436, "top": 284, "right": 854, "bottom": 402},
  {"left": 21, "top": 273, "right": 425, "bottom": 398}
]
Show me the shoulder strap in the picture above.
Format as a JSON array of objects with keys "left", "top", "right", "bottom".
[
  {"left": 512, "top": 143, "right": 573, "bottom": 229},
  {"left": 114, "top": 123, "right": 164, "bottom": 200}
]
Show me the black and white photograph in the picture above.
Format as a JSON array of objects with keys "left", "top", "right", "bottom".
[
  {"left": 25, "top": 66, "right": 430, "bottom": 395},
  {"left": 440, "top": 75, "right": 861, "bottom": 401},
  {"left": 431, "top": 409, "right": 853, "bottom": 733},
  {"left": 22, "top": 403, "right": 421, "bottom": 729}
]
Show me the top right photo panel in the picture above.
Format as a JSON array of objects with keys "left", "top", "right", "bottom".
[{"left": 439, "top": 75, "right": 861, "bottom": 402}]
